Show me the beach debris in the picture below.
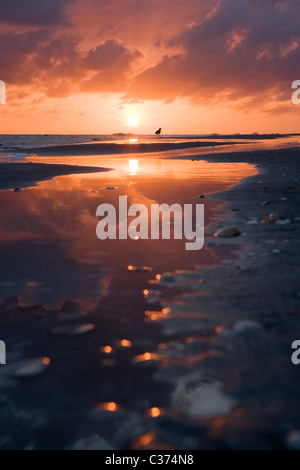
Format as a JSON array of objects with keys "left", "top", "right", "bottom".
[
  {"left": 214, "top": 227, "right": 241, "bottom": 238},
  {"left": 143, "top": 289, "right": 161, "bottom": 303},
  {"left": 100, "top": 345, "right": 114, "bottom": 354},
  {"left": 218, "top": 320, "right": 262, "bottom": 336},
  {"left": 199, "top": 195, "right": 205, "bottom": 199},
  {"left": 14, "top": 188, "right": 21, "bottom": 192},
  {"left": 127, "top": 265, "right": 152, "bottom": 272},
  {"left": 133, "top": 352, "right": 161, "bottom": 367},
  {"left": 285, "top": 430, "right": 300, "bottom": 450},
  {"left": 233, "top": 320, "right": 262, "bottom": 333},
  {"left": 275, "top": 219, "right": 291, "bottom": 225},
  {"left": 89, "top": 190, "right": 97, "bottom": 194},
  {"left": 263, "top": 186, "right": 269, "bottom": 190},
  {"left": 286, "top": 186, "right": 295, "bottom": 190},
  {"left": 106, "top": 186, "right": 117, "bottom": 190},
  {"left": 172, "top": 381, "right": 236, "bottom": 419},
  {"left": 13, "top": 357, "right": 51, "bottom": 378},
  {"left": 58, "top": 204, "right": 67, "bottom": 209},
  {"left": 260, "top": 213, "right": 279, "bottom": 223},
  {"left": 116, "top": 339, "right": 132, "bottom": 348},
  {"left": 50, "top": 323, "right": 95, "bottom": 336},
  {"left": 261, "top": 201, "right": 271, "bottom": 207},
  {"left": 158, "top": 272, "right": 178, "bottom": 285},
  {"left": 232, "top": 208, "right": 239, "bottom": 212}
]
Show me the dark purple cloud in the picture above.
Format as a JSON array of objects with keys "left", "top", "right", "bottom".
[
  {"left": 0, "top": 0, "right": 299, "bottom": 108},
  {"left": 81, "top": 39, "right": 143, "bottom": 92},
  {"left": 0, "top": 0, "right": 71, "bottom": 25},
  {"left": 126, "top": 0, "right": 300, "bottom": 105},
  {"left": 0, "top": 30, "right": 143, "bottom": 96}
]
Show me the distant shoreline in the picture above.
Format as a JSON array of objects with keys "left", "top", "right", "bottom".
[{"left": 16, "top": 141, "right": 239, "bottom": 156}]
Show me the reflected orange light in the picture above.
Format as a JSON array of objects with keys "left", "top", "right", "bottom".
[
  {"left": 129, "top": 139, "right": 138, "bottom": 144},
  {"left": 129, "top": 159, "right": 139, "bottom": 174},
  {"left": 185, "top": 336, "right": 197, "bottom": 343},
  {"left": 101, "top": 345, "right": 112, "bottom": 354},
  {"left": 162, "top": 307, "right": 171, "bottom": 315},
  {"left": 131, "top": 431, "right": 156, "bottom": 449},
  {"left": 96, "top": 401, "right": 119, "bottom": 412},
  {"left": 143, "top": 289, "right": 149, "bottom": 297},
  {"left": 145, "top": 309, "right": 170, "bottom": 322},
  {"left": 155, "top": 274, "right": 161, "bottom": 281},
  {"left": 120, "top": 339, "right": 132, "bottom": 348},
  {"left": 215, "top": 326, "right": 223, "bottom": 334},
  {"left": 42, "top": 357, "right": 51, "bottom": 365},
  {"left": 107, "top": 402, "right": 117, "bottom": 412},
  {"left": 134, "top": 352, "right": 152, "bottom": 363},
  {"left": 149, "top": 407, "right": 161, "bottom": 418}
]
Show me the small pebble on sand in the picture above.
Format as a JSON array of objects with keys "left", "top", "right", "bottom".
[
  {"left": 261, "top": 201, "right": 271, "bottom": 207},
  {"left": 214, "top": 227, "right": 241, "bottom": 238},
  {"left": 13, "top": 357, "right": 51, "bottom": 378},
  {"left": 50, "top": 323, "right": 95, "bottom": 336}
]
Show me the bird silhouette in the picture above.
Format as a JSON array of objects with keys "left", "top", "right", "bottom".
[{"left": 155, "top": 128, "right": 162, "bottom": 136}]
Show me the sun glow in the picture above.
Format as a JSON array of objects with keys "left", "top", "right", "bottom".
[
  {"left": 129, "top": 116, "right": 138, "bottom": 126},
  {"left": 129, "top": 159, "right": 139, "bottom": 174}
]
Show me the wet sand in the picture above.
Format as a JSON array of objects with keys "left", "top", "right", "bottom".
[
  {"left": 0, "top": 163, "right": 111, "bottom": 190},
  {"left": 19, "top": 140, "right": 237, "bottom": 156},
  {"left": 0, "top": 146, "right": 299, "bottom": 449},
  {"left": 156, "top": 146, "right": 300, "bottom": 449}
]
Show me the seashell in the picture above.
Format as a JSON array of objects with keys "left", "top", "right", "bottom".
[
  {"left": 275, "top": 219, "right": 291, "bottom": 225},
  {"left": 13, "top": 357, "right": 50, "bottom": 378},
  {"left": 233, "top": 320, "right": 262, "bottom": 333},
  {"left": 127, "top": 265, "right": 152, "bottom": 272},
  {"left": 214, "top": 227, "right": 241, "bottom": 238},
  {"left": 50, "top": 323, "right": 95, "bottom": 336}
]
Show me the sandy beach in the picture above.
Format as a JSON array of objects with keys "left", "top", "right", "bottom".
[
  {"left": 0, "top": 142, "right": 299, "bottom": 449},
  {"left": 0, "top": 163, "right": 111, "bottom": 190},
  {"left": 159, "top": 146, "right": 300, "bottom": 448}
]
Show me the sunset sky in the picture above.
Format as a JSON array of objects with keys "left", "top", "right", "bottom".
[{"left": 0, "top": 0, "right": 299, "bottom": 134}]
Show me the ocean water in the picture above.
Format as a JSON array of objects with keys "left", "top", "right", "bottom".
[{"left": 0, "top": 133, "right": 300, "bottom": 163}]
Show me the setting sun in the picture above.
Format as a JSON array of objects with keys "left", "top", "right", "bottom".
[{"left": 129, "top": 116, "right": 138, "bottom": 126}]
